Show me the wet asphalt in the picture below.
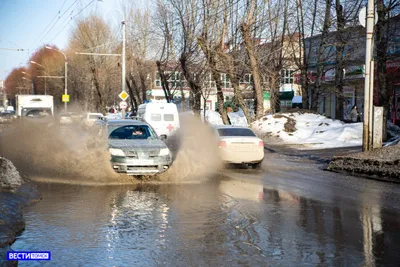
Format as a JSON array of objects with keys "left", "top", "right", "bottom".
[{"left": 9, "top": 148, "right": 400, "bottom": 267}]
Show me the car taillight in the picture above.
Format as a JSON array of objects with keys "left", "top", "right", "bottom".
[
  {"left": 258, "top": 141, "right": 264, "bottom": 147},
  {"left": 218, "top": 141, "right": 227, "bottom": 148}
]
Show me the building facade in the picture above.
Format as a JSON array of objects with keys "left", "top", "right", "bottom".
[{"left": 302, "top": 19, "right": 400, "bottom": 125}]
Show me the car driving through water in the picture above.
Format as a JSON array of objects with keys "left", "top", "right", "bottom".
[
  {"left": 213, "top": 125, "right": 264, "bottom": 168},
  {"left": 104, "top": 119, "right": 172, "bottom": 175}
]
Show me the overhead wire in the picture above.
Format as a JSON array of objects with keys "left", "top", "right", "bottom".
[
  {"left": 30, "top": 0, "right": 78, "bottom": 52},
  {"left": 47, "top": 0, "right": 98, "bottom": 44},
  {"left": 19, "top": 0, "right": 79, "bottom": 66}
]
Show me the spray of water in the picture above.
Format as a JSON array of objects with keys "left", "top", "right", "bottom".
[
  {"left": 0, "top": 119, "right": 124, "bottom": 183},
  {"left": 158, "top": 113, "right": 222, "bottom": 183},
  {"left": 0, "top": 113, "right": 222, "bottom": 185}
]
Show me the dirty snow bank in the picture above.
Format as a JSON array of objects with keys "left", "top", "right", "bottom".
[
  {"left": 201, "top": 109, "right": 248, "bottom": 126},
  {"left": 328, "top": 144, "right": 400, "bottom": 181},
  {"left": 0, "top": 157, "right": 22, "bottom": 190},
  {"left": 252, "top": 111, "right": 362, "bottom": 149}
]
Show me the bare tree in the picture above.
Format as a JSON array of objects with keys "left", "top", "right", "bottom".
[
  {"left": 69, "top": 14, "right": 119, "bottom": 113},
  {"left": 375, "top": 0, "right": 400, "bottom": 140}
]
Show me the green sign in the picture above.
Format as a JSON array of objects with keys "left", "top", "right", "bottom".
[{"left": 264, "top": 92, "right": 270, "bottom": 100}]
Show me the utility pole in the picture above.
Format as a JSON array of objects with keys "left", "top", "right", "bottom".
[
  {"left": 65, "top": 60, "right": 68, "bottom": 112},
  {"left": 45, "top": 46, "right": 68, "bottom": 112},
  {"left": 362, "top": 0, "right": 375, "bottom": 151}
]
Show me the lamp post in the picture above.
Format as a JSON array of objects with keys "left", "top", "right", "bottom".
[
  {"left": 30, "top": 61, "right": 47, "bottom": 95},
  {"left": 45, "top": 46, "right": 68, "bottom": 112},
  {"left": 21, "top": 73, "right": 34, "bottom": 94}
]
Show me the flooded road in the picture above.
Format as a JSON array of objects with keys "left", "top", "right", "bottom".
[{"left": 10, "top": 151, "right": 400, "bottom": 266}]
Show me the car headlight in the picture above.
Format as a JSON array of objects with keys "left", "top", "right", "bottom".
[
  {"left": 159, "top": 148, "right": 170, "bottom": 156},
  {"left": 109, "top": 148, "right": 125, "bottom": 157}
]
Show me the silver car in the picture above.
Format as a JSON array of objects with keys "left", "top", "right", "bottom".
[{"left": 106, "top": 120, "right": 172, "bottom": 175}]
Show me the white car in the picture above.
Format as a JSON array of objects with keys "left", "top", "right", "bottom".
[
  {"left": 85, "top": 113, "right": 104, "bottom": 126},
  {"left": 213, "top": 125, "right": 264, "bottom": 168}
]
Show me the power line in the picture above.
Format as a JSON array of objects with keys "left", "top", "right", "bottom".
[
  {"left": 47, "top": 0, "right": 97, "bottom": 44},
  {"left": 30, "top": 0, "right": 78, "bottom": 51}
]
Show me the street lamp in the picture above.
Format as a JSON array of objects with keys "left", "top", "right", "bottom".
[
  {"left": 30, "top": 61, "right": 47, "bottom": 95},
  {"left": 45, "top": 46, "right": 68, "bottom": 112},
  {"left": 21, "top": 74, "right": 34, "bottom": 94}
]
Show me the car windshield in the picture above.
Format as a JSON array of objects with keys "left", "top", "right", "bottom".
[
  {"left": 109, "top": 125, "right": 157, "bottom": 140},
  {"left": 25, "top": 108, "right": 51, "bottom": 118},
  {"left": 217, "top": 128, "right": 256, "bottom": 137}
]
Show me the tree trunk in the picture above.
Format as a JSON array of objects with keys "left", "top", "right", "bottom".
[
  {"left": 335, "top": 1, "right": 345, "bottom": 121},
  {"left": 241, "top": 22, "right": 263, "bottom": 119},
  {"left": 312, "top": 0, "right": 332, "bottom": 111},
  {"left": 180, "top": 87, "right": 186, "bottom": 111},
  {"left": 180, "top": 54, "right": 202, "bottom": 115},
  {"left": 126, "top": 78, "right": 138, "bottom": 111},
  {"left": 156, "top": 61, "right": 172, "bottom": 103},
  {"left": 198, "top": 37, "right": 229, "bottom": 124},
  {"left": 89, "top": 66, "right": 104, "bottom": 113}
]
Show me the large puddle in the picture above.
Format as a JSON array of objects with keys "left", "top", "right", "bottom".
[{"left": 10, "top": 177, "right": 400, "bottom": 266}]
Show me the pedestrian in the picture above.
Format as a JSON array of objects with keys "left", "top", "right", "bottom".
[{"left": 349, "top": 105, "right": 359, "bottom": 123}]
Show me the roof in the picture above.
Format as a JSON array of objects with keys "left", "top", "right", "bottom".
[
  {"left": 213, "top": 125, "right": 249, "bottom": 129},
  {"left": 107, "top": 119, "right": 148, "bottom": 126}
]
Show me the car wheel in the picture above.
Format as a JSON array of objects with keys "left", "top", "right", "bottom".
[{"left": 250, "top": 162, "right": 262, "bottom": 169}]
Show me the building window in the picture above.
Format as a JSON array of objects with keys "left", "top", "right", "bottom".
[
  {"left": 281, "top": 69, "right": 294, "bottom": 84},
  {"left": 203, "top": 73, "right": 216, "bottom": 88},
  {"left": 155, "top": 72, "right": 161, "bottom": 87},
  {"left": 155, "top": 71, "right": 186, "bottom": 88},
  {"left": 221, "top": 73, "right": 231, "bottom": 88},
  {"left": 240, "top": 73, "right": 253, "bottom": 85}
]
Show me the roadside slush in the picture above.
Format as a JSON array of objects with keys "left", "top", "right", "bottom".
[
  {"left": 327, "top": 145, "right": 400, "bottom": 182},
  {"left": 0, "top": 158, "right": 41, "bottom": 266}
]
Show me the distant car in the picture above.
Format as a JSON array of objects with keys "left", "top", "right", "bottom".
[
  {"left": 213, "top": 125, "right": 264, "bottom": 168},
  {"left": 105, "top": 113, "right": 122, "bottom": 120},
  {"left": 68, "top": 112, "right": 83, "bottom": 122},
  {"left": 0, "top": 111, "right": 16, "bottom": 122},
  {"left": 105, "top": 119, "right": 172, "bottom": 175},
  {"left": 85, "top": 112, "right": 104, "bottom": 127}
]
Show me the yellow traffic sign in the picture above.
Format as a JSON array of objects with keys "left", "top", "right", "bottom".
[
  {"left": 118, "top": 91, "right": 129, "bottom": 101},
  {"left": 62, "top": 94, "right": 70, "bottom": 102}
]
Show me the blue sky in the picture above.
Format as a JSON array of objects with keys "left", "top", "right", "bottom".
[{"left": 0, "top": 0, "right": 146, "bottom": 81}]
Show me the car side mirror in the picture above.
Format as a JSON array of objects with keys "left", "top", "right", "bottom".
[{"left": 160, "top": 134, "right": 167, "bottom": 140}]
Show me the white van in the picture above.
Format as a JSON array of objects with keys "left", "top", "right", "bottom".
[{"left": 137, "top": 103, "right": 180, "bottom": 137}]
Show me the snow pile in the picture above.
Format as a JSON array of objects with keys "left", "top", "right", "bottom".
[
  {"left": 228, "top": 109, "right": 248, "bottom": 126},
  {"left": 252, "top": 112, "right": 363, "bottom": 149},
  {"left": 0, "top": 157, "right": 22, "bottom": 190},
  {"left": 201, "top": 109, "right": 248, "bottom": 126},
  {"left": 202, "top": 110, "right": 223, "bottom": 125}
]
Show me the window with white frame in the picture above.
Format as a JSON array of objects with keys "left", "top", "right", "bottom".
[
  {"left": 281, "top": 69, "right": 294, "bottom": 84},
  {"left": 203, "top": 73, "right": 216, "bottom": 88},
  {"left": 155, "top": 72, "right": 186, "bottom": 88},
  {"left": 221, "top": 73, "right": 231, "bottom": 88}
]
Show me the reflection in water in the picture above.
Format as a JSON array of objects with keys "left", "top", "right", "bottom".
[{"left": 10, "top": 179, "right": 400, "bottom": 266}]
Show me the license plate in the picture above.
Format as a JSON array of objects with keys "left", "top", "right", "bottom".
[{"left": 136, "top": 159, "right": 154, "bottom": 165}]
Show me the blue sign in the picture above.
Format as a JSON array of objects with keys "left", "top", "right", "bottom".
[{"left": 7, "top": 251, "right": 51, "bottom": 261}]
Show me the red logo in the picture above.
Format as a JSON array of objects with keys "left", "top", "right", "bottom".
[{"left": 167, "top": 124, "right": 174, "bottom": 132}]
